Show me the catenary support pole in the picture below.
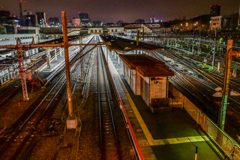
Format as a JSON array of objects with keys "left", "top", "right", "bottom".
[
  {"left": 17, "top": 41, "right": 29, "bottom": 101},
  {"left": 219, "top": 39, "right": 233, "bottom": 130},
  {"left": 62, "top": 11, "right": 77, "bottom": 129}
]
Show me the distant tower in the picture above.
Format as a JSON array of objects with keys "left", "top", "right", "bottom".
[
  {"left": 36, "top": 12, "right": 47, "bottom": 27},
  {"left": 78, "top": 12, "right": 90, "bottom": 24},
  {"left": 210, "top": 4, "right": 221, "bottom": 17},
  {"left": 19, "top": 0, "right": 26, "bottom": 17},
  {"left": 19, "top": 1, "right": 22, "bottom": 17}
]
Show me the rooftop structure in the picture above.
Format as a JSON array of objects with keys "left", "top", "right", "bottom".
[
  {"left": 119, "top": 54, "right": 174, "bottom": 107},
  {"left": 101, "top": 36, "right": 162, "bottom": 53},
  {"left": 48, "top": 17, "right": 59, "bottom": 26},
  {"left": 135, "top": 19, "right": 145, "bottom": 24},
  {"left": 210, "top": 4, "right": 221, "bottom": 17},
  {"left": 78, "top": 12, "right": 90, "bottom": 24},
  {"left": 72, "top": 17, "right": 81, "bottom": 27},
  {"left": 36, "top": 12, "right": 47, "bottom": 27},
  {"left": 0, "top": 10, "right": 10, "bottom": 17}
]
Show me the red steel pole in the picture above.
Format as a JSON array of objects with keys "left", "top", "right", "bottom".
[{"left": 62, "top": 11, "right": 74, "bottom": 118}]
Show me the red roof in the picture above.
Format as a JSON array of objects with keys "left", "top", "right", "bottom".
[{"left": 119, "top": 54, "right": 174, "bottom": 77}]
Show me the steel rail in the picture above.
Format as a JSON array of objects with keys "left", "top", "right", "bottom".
[{"left": 0, "top": 37, "right": 96, "bottom": 159}]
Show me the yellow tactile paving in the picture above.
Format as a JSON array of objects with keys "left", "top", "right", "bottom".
[
  {"left": 151, "top": 136, "right": 208, "bottom": 146},
  {"left": 108, "top": 55, "right": 154, "bottom": 145}
]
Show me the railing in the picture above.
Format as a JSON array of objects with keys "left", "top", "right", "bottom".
[
  {"left": 0, "top": 70, "right": 19, "bottom": 85},
  {"left": 184, "top": 97, "right": 240, "bottom": 159}
]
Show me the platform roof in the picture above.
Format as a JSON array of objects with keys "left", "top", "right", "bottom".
[
  {"left": 119, "top": 54, "right": 174, "bottom": 77},
  {"left": 101, "top": 35, "right": 163, "bottom": 53}
]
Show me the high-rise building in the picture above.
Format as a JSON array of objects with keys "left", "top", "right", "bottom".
[
  {"left": 20, "top": 15, "right": 37, "bottom": 27},
  {"left": 106, "top": 23, "right": 115, "bottom": 27},
  {"left": 19, "top": 1, "right": 26, "bottom": 17},
  {"left": 78, "top": 12, "right": 90, "bottom": 24},
  {"left": 116, "top": 20, "right": 124, "bottom": 26},
  {"left": 48, "top": 17, "right": 59, "bottom": 26},
  {"left": 0, "top": 10, "right": 10, "bottom": 17},
  {"left": 19, "top": 10, "right": 37, "bottom": 27},
  {"left": 135, "top": 19, "right": 145, "bottom": 23},
  {"left": 72, "top": 17, "right": 81, "bottom": 27},
  {"left": 210, "top": 4, "right": 221, "bottom": 17},
  {"left": 150, "top": 18, "right": 156, "bottom": 23},
  {"left": 22, "top": 10, "right": 32, "bottom": 16},
  {"left": 36, "top": 12, "right": 46, "bottom": 27},
  {"left": 92, "top": 21, "right": 102, "bottom": 27}
]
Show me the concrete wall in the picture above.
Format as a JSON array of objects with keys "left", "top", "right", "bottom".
[
  {"left": 169, "top": 83, "right": 185, "bottom": 99},
  {"left": 0, "top": 48, "right": 38, "bottom": 60},
  {"left": 131, "top": 69, "right": 136, "bottom": 94},
  {"left": 149, "top": 76, "right": 167, "bottom": 103},
  {"left": 123, "top": 63, "right": 131, "bottom": 85},
  {"left": 169, "top": 82, "right": 196, "bottom": 109},
  {"left": 123, "top": 63, "right": 137, "bottom": 94},
  {"left": 136, "top": 71, "right": 141, "bottom": 95},
  {"left": 108, "top": 27, "right": 124, "bottom": 34},
  {"left": 122, "top": 61, "right": 169, "bottom": 106},
  {"left": 0, "top": 34, "right": 38, "bottom": 46},
  {"left": 88, "top": 28, "right": 103, "bottom": 34},
  {"left": 140, "top": 76, "right": 150, "bottom": 106}
]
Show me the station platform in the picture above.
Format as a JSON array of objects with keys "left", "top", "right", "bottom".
[
  {"left": 35, "top": 36, "right": 93, "bottom": 81},
  {"left": 36, "top": 46, "right": 79, "bottom": 79},
  {"left": 106, "top": 51, "right": 222, "bottom": 159}
]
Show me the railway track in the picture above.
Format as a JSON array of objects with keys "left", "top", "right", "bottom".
[
  {"left": 0, "top": 39, "right": 81, "bottom": 108},
  {"left": 97, "top": 45, "right": 121, "bottom": 160},
  {"left": 0, "top": 79, "right": 21, "bottom": 107},
  {"left": 152, "top": 51, "right": 220, "bottom": 120},
  {"left": 153, "top": 48, "right": 240, "bottom": 131},
  {"left": 0, "top": 37, "right": 96, "bottom": 160},
  {"left": 162, "top": 49, "right": 240, "bottom": 106}
]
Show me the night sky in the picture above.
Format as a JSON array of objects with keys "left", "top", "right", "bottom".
[{"left": 1, "top": 0, "right": 240, "bottom": 23}]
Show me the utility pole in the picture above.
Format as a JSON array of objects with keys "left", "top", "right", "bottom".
[
  {"left": 212, "top": 39, "right": 216, "bottom": 70},
  {"left": 79, "top": 36, "right": 83, "bottom": 79},
  {"left": 17, "top": 39, "right": 29, "bottom": 101},
  {"left": 62, "top": 11, "right": 77, "bottom": 129},
  {"left": 212, "top": 29, "right": 218, "bottom": 70},
  {"left": 137, "top": 30, "right": 140, "bottom": 46},
  {"left": 198, "top": 39, "right": 201, "bottom": 55},
  {"left": 219, "top": 39, "right": 240, "bottom": 130},
  {"left": 55, "top": 48, "right": 57, "bottom": 61},
  {"left": 192, "top": 40, "right": 194, "bottom": 54},
  {"left": 47, "top": 48, "right": 51, "bottom": 69},
  {"left": 0, "top": 12, "right": 110, "bottom": 119}
]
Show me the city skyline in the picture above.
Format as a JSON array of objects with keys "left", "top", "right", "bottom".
[{"left": 0, "top": 0, "right": 240, "bottom": 23}]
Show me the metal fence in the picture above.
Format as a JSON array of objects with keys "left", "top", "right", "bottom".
[{"left": 184, "top": 97, "right": 240, "bottom": 159}]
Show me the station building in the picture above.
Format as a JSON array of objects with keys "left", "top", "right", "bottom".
[
  {"left": 119, "top": 54, "right": 174, "bottom": 107},
  {"left": 100, "top": 35, "right": 175, "bottom": 111}
]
